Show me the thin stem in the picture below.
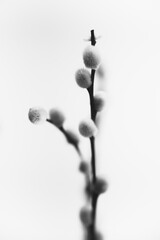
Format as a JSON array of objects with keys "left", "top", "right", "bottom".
[
  {"left": 91, "top": 29, "right": 96, "bottom": 46},
  {"left": 87, "top": 69, "right": 96, "bottom": 121},
  {"left": 90, "top": 136, "right": 96, "bottom": 183},
  {"left": 91, "top": 194, "right": 98, "bottom": 239},
  {"left": 87, "top": 30, "right": 97, "bottom": 184},
  {"left": 87, "top": 29, "right": 99, "bottom": 239}
]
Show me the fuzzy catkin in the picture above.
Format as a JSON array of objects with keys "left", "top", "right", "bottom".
[
  {"left": 79, "top": 207, "right": 92, "bottom": 226},
  {"left": 75, "top": 68, "right": 91, "bottom": 88},
  {"left": 83, "top": 45, "right": 101, "bottom": 69},
  {"left": 79, "top": 161, "right": 89, "bottom": 173},
  {"left": 49, "top": 109, "right": 65, "bottom": 127},
  {"left": 79, "top": 119, "right": 97, "bottom": 138},
  {"left": 28, "top": 107, "right": 47, "bottom": 124},
  {"left": 94, "top": 91, "right": 106, "bottom": 112},
  {"left": 92, "top": 178, "right": 108, "bottom": 195}
]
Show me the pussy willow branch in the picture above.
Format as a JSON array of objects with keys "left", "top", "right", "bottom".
[
  {"left": 87, "top": 29, "right": 99, "bottom": 239},
  {"left": 47, "top": 30, "right": 99, "bottom": 239}
]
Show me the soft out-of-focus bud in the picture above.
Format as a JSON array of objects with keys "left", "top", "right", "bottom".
[
  {"left": 49, "top": 109, "right": 65, "bottom": 127},
  {"left": 65, "top": 129, "right": 79, "bottom": 145},
  {"left": 79, "top": 119, "right": 97, "bottom": 138},
  {"left": 84, "top": 230, "right": 103, "bottom": 240},
  {"left": 85, "top": 183, "right": 91, "bottom": 199},
  {"left": 83, "top": 45, "right": 101, "bottom": 69},
  {"left": 92, "top": 178, "right": 108, "bottom": 195},
  {"left": 75, "top": 68, "right": 91, "bottom": 88},
  {"left": 28, "top": 107, "right": 47, "bottom": 124},
  {"left": 96, "top": 64, "right": 105, "bottom": 79},
  {"left": 94, "top": 91, "right": 106, "bottom": 112},
  {"left": 79, "top": 161, "right": 89, "bottom": 173},
  {"left": 94, "top": 231, "right": 103, "bottom": 240},
  {"left": 79, "top": 207, "right": 92, "bottom": 226}
]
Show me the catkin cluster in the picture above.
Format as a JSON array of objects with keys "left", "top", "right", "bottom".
[
  {"left": 28, "top": 30, "right": 107, "bottom": 240},
  {"left": 75, "top": 31, "right": 107, "bottom": 240}
]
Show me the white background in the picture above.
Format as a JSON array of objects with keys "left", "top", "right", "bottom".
[{"left": 0, "top": 0, "right": 160, "bottom": 239}]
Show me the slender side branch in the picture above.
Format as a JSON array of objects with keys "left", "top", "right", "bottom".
[{"left": 46, "top": 119, "right": 81, "bottom": 156}]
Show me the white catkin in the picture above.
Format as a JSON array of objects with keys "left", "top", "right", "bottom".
[
  {"left": 28, "top": 107, "right": 47, "bottom": 124},
  {"left": 83, "top": 45, "right": 101, "bottom": 69},
  {"left": 75, "top": 68, "right": 91, "bottom": 88}
]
